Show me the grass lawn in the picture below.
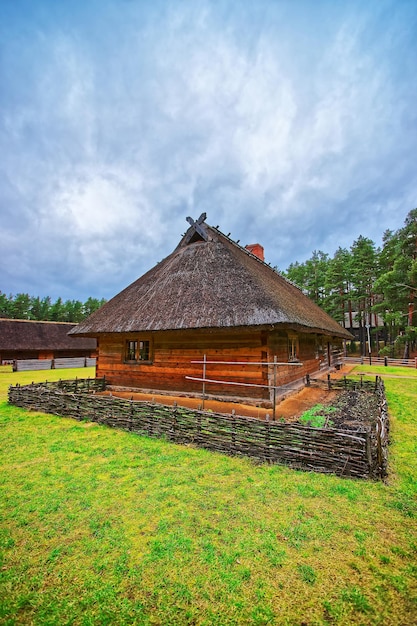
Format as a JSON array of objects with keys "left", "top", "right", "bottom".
[{"left": 0, "top": 366, "right": 416, "bottom": 625}]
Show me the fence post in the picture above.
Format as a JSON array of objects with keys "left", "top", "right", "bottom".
[
  {"left": 376, "top": 418, "right": 383, "bottom": 472},
  {"left": 171, "top": 402, "right": 177, "bottom": 442},
  {"left": 130, "top": 397, "right": 134, "bottom": 430},
  {"left": 365, "top": 431, "right": 373, "bottom": 473},
  {"left": 232, "top": 409, "right": 236, "bottom": 447},
  {"left": 196, "top": 413, "right": 202, "bottom": 445},
  {"left": 202, "top": 353, "right": 207, "bottom": 411},
  {"left": 272, "top": 356, "right": 277, "bottom": 421},
  {"left": 327, "top": 373, "right": 331, "bottom": 390},
  {"left": 265, "top": 421, "right": 271, "bottom": 463}
]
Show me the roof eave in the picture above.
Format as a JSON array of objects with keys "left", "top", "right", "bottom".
[{"left": 67, "top": 321, "right": 353, "bottom": 339}]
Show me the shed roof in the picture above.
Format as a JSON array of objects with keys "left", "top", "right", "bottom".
[
  {"left": 70, "top": 215, "right": 352, "bottom": 339},
  {"left": 0, "top": 319, "right": 97, "bottom": 351}
]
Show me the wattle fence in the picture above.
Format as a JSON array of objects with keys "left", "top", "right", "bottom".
[{"left": 8, "top": 377, "right": 388, "bottom": 480}]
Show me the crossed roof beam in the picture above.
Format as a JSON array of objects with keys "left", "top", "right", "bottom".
[{"left": 184, "top": 212, "right": 208, "bottom": 243}]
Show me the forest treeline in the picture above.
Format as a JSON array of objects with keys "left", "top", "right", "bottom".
[
  {"left": 282, "top": 208, "right": 417, "bottom": 357},
  {"left": 0, "top": 294, "right": 107, "bottom": 324},
  {"left": 1, "top": 209, "right": 416, "bottom": 357}
]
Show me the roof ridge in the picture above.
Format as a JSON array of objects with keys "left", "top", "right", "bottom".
[
  {"left": 208, "top": 224, "right": 304, "bottom": 293},
  {"left": 70, "top": 214, "right": 352, "bottom": 339}
]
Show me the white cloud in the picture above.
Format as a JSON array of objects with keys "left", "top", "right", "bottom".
[{"left": 1, "top": 0, "right": 416, "bottom": 299}]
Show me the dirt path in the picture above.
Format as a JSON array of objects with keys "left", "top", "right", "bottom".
[
  {"left": 105, "top": 366, "right": 354, "bottom": 421},
  {"left": 105, "top": 386, "right": 338, "bottom": 421}
]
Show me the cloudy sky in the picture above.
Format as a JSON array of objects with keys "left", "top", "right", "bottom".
[{"left": 1, "top": 0, "right": 416, "bottom": 302}]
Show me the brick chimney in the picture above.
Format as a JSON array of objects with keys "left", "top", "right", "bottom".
[{"left": 245, "top": 243, "right": 264, "bottom": 261}]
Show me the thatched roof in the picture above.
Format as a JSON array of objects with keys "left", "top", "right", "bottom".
[
  {"left": 0, "top": 319, "right": 97, "bottom": 351},
  {"left": 70, "top": 215, "right": 352, "bottom": 340}
]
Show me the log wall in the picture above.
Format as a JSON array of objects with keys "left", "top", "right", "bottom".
[{"left": 96, "top": 329, "right": 343, "bottom": 400}]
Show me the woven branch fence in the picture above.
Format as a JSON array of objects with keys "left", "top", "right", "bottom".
[
  {"left": 8, "top": 377, "right": 388, "bottom": 480},
  {"left": 306, "top": 372, "right": 383, "bottom": 391}
]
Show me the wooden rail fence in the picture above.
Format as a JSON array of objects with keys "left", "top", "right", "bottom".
[
  {"left": 8, "top": 377, "right": 388, "bottom": 480},
  {"left": 13, "top": 357, "right": 96, "bottom": 372},
  {"left": 344, "top": 355, "right": 417, "bottom": 368}
]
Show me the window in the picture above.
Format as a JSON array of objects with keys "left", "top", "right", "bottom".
[
  {"left": 288, "top": 334, "right": 299, "bottom": 362},
  {"left": 125, "top": 339, "right": 151, "bottom": 362},
  {"left": 139, "top": 340, "right": 150, "bottom": 361},
  {"left": 126, "top": 340, "right": 137, "bottom": 361}
]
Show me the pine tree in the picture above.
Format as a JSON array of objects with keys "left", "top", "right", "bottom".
[
  {"left": 324, "top": 247, "right": 352, "bottom": 326},
  {"left": 350, "top": 236, "right": 378, "bottom": 355}
]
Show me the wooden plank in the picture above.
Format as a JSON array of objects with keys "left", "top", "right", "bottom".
[
  {"left": 54, "top": 357, "right": 86, "bottom": 369},
  {"left": 14, "top": 359, "right": 52, "bottom": 371}
]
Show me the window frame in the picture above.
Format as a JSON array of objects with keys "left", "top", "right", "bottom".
[
  {"left": 287, "top": 333, "right": 300, "bottom": 363},
  {"left": 124, "top": 337, "right": 153, "bottom": 364}
]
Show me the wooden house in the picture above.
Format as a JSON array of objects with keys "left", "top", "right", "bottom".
[
  {"left": 0, "top": 319, "right": 96, "bottom": 365},
  {"left": 70, "top": 214, "right": 352, "bottom": 401}
]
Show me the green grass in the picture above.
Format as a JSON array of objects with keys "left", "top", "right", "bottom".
[
  {"left": 352, "top": 364, "right": 417, "bottom": 379},
  {"left": 1, "top": 366, "right": 416, "bottom": 624},
  {"left": 299, "top": 404, "right": 336, "bottom": 428}
]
